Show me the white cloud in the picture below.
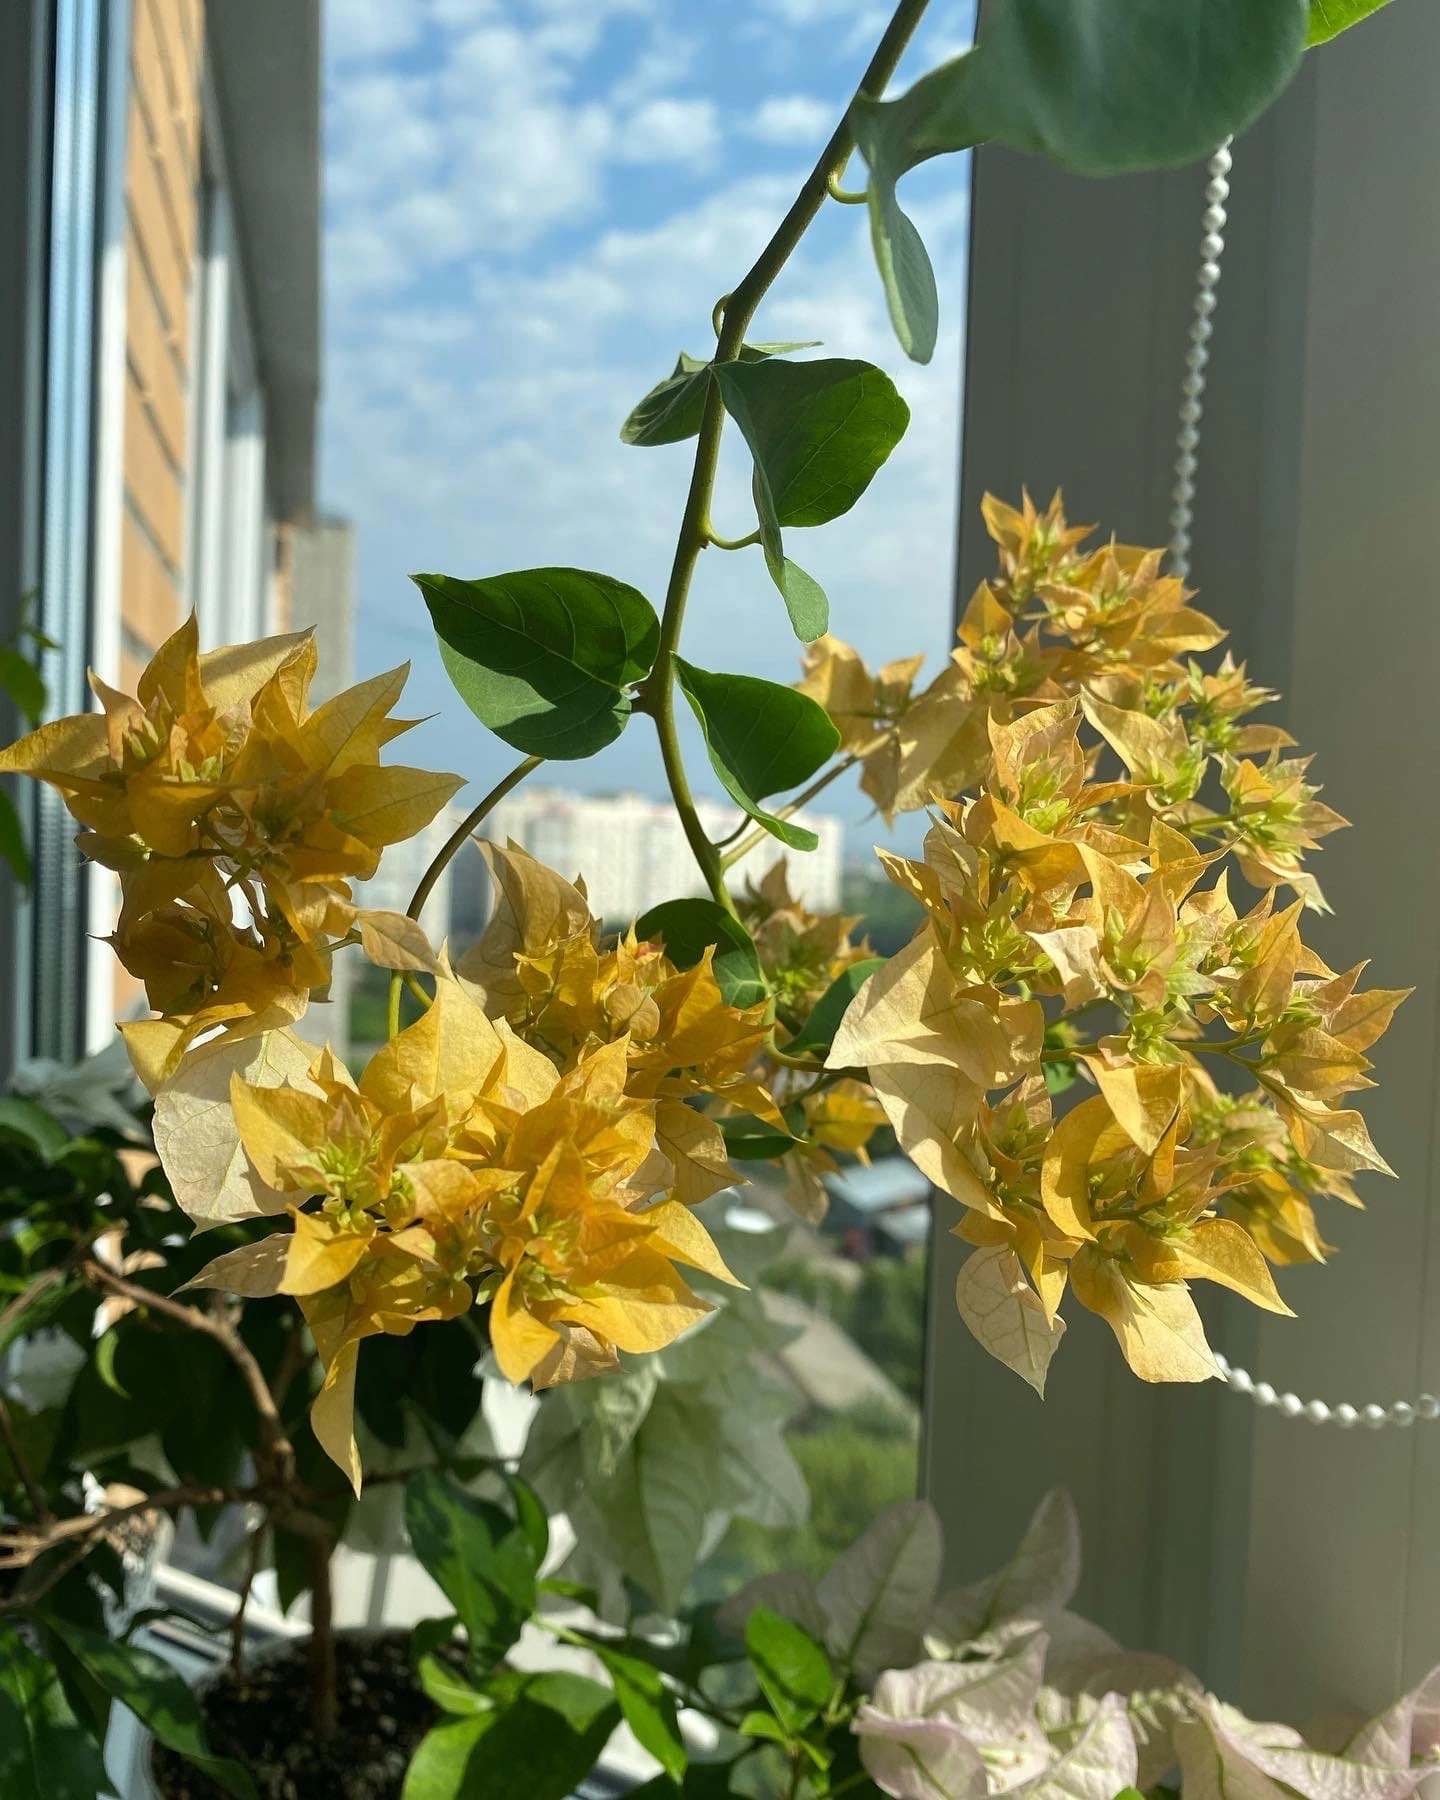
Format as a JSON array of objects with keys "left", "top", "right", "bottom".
[
  {"left": 746, "top": 93, "right": 833, "bottom": 146},
  {"left": 321, "top": 1, "right": 972, "bottom": 846},
  {"left": 327, "top": 0, "right": 424, "bottom": 60},
  {"left": 615, "top": 97, "right": 720, "bottom": 167}
]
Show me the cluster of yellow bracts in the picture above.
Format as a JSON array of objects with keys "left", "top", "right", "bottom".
[{"left": 0, "top": 494, "right": 1402, "bottom": 1480}]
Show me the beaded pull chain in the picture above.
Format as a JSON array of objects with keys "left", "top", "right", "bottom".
[
  {"left": 1168, "top": 139, "right": 1232, "bottom": 579},
  {"left": 1212, "top": 1354, "right": 1440, "bottom": 1430},
  {"left": 1171, "top": 143, "right": 1433, "bottom": 1431}
]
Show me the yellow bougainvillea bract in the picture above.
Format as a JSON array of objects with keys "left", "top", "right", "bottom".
[{"left": 0, "top": 492, "right": 1402, "bottom": 1481}]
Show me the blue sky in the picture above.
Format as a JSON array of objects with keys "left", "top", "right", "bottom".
[{"left": 319, "top": 0, "right": 977, "bottom": 861}]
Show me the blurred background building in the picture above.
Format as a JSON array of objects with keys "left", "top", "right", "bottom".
[
  {"left": 474, "top": 785, "right": 844, "bottom": 929},
  {"left": 0, "top": 0, "right": 327, "bottom": 1074}
]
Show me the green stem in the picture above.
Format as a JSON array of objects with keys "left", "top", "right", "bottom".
[
  {"left": 641, "top": 0, "right": 932, "bottom": 914},
  {"left": 386, "top": 752, "right": 544, "bottom": 1038},
  {"left": 703, "top": 524, "right": 763, "bottom": 551},
  {"left": 720, "top": 754, "right": 859, "bottom": 871},
  {"left": 406, "top": 753, "right": 545, "bottom": 925},
  {"left": 826, "top": 171, "right": 869, "bottom": 204}
]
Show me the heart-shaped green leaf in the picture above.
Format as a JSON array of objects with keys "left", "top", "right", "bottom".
[
  {"left": 721, "top": 1113, "right": 801, "bottom": 1161},
  {"left": 745, "top": 1607, "right": 833, "bottom": 1735},
  {"left": 589, "top": 1642, "right": 688, "bottom": 1782},
  {"left": 46, "top": 1620, "right": 258, "bottom": 1800},
  {"left": 416, "top": 567, "right": 660, "bottom": 760},
  {"left": 635, "top": 898, "right": 768, "bottom": 1008},
  {"left": 784, "top": 959, "right": 886, "bottom": 1061},
  {"left": 622, "top": 343, "right": 821, "bottom": 447},
  {"left": 854, "top": 0, "right": 1308, "bottom": 359},
  {"left": 443, "top": 1672, "right": 620, "bottom": 1800},
  {"left": 713, "top": 358, "right": 909, "bottom": 640},
  {"left": 404, "top": 1470, "right": 541, "bottom": 1675},
  {"left": 0, "top": 1627, "right": 110, "bottom": 1800},
  {"left": 964, "top": 0, "right": 1308, "bottom": 173},
  {"left": 1308, "top": 0, "right": 1393, "bottom": 42},
  {"left": 674, "top": 659, "right": 840, "bottom": 851}
]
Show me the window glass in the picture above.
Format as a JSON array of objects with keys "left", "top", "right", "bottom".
[{"left": 328, "top": 0, "right": 979, "bottom": 1610}]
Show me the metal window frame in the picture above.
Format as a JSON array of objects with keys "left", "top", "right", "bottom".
[
  {"left": 24, "top": 0, "right": 108, "bottom": 1066},
  {"left": 0, "top": 0, "right": 50, "bottom": 1085}
]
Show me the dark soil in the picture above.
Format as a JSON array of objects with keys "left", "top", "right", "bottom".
[{"left": 151, "top": 1630, "right": 452, "bottom": 1800}]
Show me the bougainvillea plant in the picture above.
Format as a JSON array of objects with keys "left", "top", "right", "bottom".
[
  {"left": 0, "top": 0, "right": 1406, "bottom": 1789},
  {"left": 0, "top": 0, "right": 1405, "bottom": 1475}
]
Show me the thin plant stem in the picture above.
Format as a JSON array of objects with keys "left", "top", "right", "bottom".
[
  {"left": 407, "top": 753, "right": 545, "bottom": 924},
  {"left": 83, "top": 1264, "right": 296, "bottom": 1488},
  {"left": 307, "top": 1532, "right": 340, "bottom": 1739},
  {"left": 719, "top": 754, "right": 859, "bottom": 871},
  {"left": 826, "top": 171, "right": 869, "bottom": 203},
  {"left": 387, "top": 751, "right": 545, "bottom": 1037},
  {"left": 641, "top": 0, "right": 931, "bottom": 911},
  {"left": 702, "top": 525, "right": 762, "bottom": 551},
  {"left": 229, "top": 1519, "right": 265, "bottom": 1674}
]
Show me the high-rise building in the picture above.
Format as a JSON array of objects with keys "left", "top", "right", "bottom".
[
  {"left": 474, "top": 786, "right": 844, "bottom": 934},
  {"left": 353, "top": 804, "right": 459, "bottom": 951}
]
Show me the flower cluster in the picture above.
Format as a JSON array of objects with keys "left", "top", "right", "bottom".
[
  {"left": 820, "top": 495, "right": 1404, "bottom": 1387},
  {"left": 735, "top": 861, "right": 889, "bottom": 1220},
  {"left": 188, "top": 973, "right": 735, "bottom": 1486},
  {"left": 728, "top": 1490, "right": 1440, "bottom": 1800},
  {"left": 0, "top": 620, "right": 462, "bottom": 1078},
  {"left": 3, "top": 626, "right": 751, "bottom": 1487},
  {"left": 0, "top": 486, "right": 1402, "bottom": 1468}
]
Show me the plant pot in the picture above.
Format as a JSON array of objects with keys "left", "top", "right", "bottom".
[{"left": 147, "top": 1628, "right": 454, "bottom": 1800}]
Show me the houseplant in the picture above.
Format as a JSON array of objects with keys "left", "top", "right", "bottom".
[{"left": 0, "top": 0, "right": 1408, "bottom": 1793}]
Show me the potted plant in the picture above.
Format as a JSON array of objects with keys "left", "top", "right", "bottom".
[{"left": 0, "top": 0, "right": 1408, "bottom": 1794}]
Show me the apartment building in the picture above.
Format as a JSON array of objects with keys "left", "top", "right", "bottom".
[
  {"left": 0, "top": 0, "right": 323, "bottom": 1070},
  {"left": 475, "top": 786, "right": 845, "bottom": 932}
]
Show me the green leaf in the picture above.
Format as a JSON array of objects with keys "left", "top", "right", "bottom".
[
  {"left": 449, "top": 1672, "right": 620, "bottom": 1800},
  {"left": 635, "top": 898, "right": 767, "bottom": 1008},
  {"left": 357, "top": 1315, "right": 483, "bottom": 1451},
  {"left": 739, "top": 1709, "right": 791, "bottom": 1746},
  {"left": 0, "top": 648, "right": 45, "bottom": 723},
  {"left": 621, "top": 343, "right": 821, "bottom": 447},
  {"left": 720, "top": 1114, "right": 799, "bottom": 1162},
  {"left": 0, "top": 1099, "right": 69, "bottom": 1162},
  {"left": 745, "top": 1607, "right": 832, "bottom": 1735},
  {"left": 404, "top": 1470, "right": 540, "bottom": 1673},
  {"left": 0, "top": 791, "right": 30, "bottom": 884},
  {"left": 1308, "top": 0, "right": 1393, "bottom": 42},
  {"left": 411, "top": 1614, "right": 463, "bottom": 1666},
  {"left": 963, "top": 0, "right": 1307, "bottom": 172},
  {"left": 674, "top": 659, "right": 840, "bottom": 852},
  {"left": 417, "top": 1654, "right": 491, "bottom": 1717},
  {"left": 591, "top": 1642, "right": 688, "bottom": 1781},
  {"left": 854, "top": 1, "right": 1308, "bottom": 358},
  {"left": 521, "top": 1302, "right": 807, "bottom": 1613},
  {"left": 0, "top": 1628, "right": 109, "bottom": 1800},
  {"left": 713, "top": 359, "right": 909, "bottom": 641},
  {"left": 416, "top": 567, "right": 660, "bottom": 760},
  {"left": 402, "top": 1713, "right": 494, "bottom": 1799},
  {"left": 47, "top": 1619, "right": 258, "bottom": 1799},
  {"left": 784, "top": 959, "right": 885, "bottom": 1061}
]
